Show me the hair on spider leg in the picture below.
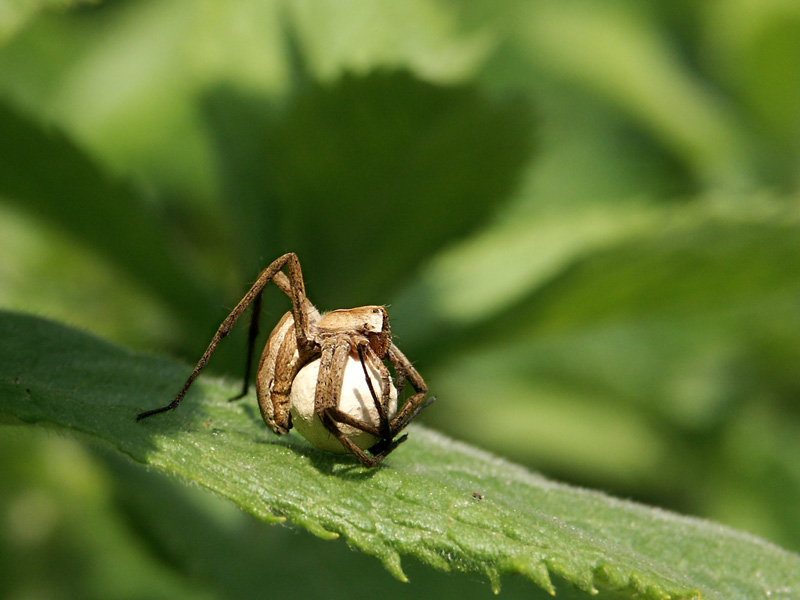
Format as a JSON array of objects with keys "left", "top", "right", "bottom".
[{"left": 137, "top": 253, "right": 433, "bottom": 468}]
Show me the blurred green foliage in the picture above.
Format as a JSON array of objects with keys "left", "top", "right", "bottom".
[{"left": 1, "top": 0, "right": 799, "bottom": 598}]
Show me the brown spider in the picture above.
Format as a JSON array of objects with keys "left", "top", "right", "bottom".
[{"left": 137, "top": 252, "right": 433, "bottom": 467}]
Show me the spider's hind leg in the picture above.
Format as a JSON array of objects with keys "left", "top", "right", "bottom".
[
  {"left": 137, "top": 251, "right": 311, "bottom": 421},
  {"left": 229, "top": 289, "right": 263, "bottom": 402}
]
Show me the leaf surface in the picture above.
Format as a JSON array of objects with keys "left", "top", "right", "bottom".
[{"left": 1, "top": 311, "right": 799, "bottom": 598}]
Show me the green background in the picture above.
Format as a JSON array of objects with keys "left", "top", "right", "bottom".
[{"left": 1, "top": 0, "right": 800, "bottom": 598}]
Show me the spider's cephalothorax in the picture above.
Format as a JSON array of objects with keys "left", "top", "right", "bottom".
[{"left": 137, "top": 253, "right": 433, "bottom": 467}]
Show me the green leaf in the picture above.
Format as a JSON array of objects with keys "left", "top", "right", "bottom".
[
  {"left": 0, "top": 99, "right": 219, "bottom": 328},
  {"left": 516, "top": 3, "right": 751, "bottom": 188},
  {"left": 0, "top": 202, "right": 175, "bottom": 349},
  {"left": 390, "top": 196, "right": 800, "bottom": 553},
  {"left": 1, "top": 310, "right": 798, "bottom": 598},
  {"left": 0, "top": 0, "right": 97, "bottom": 45},
  {"left": 0, "top": 429, "right": 217, "bottom": 600},
  {"left": 204, "top": 70, "right": 534, "bottom": 308}
]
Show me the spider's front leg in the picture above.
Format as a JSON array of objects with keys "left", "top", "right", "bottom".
[
  {"left": 137, "top": 252, "right": 312, "bottom": 421},
  {"left": 386, "top": 345, "right": 435, "bottom": 434},
  {"left": 229, "top": 256, "right": 319, "bottom": 404},
  {"left": 356, "top": 345, "right": 394, "bottom": 440},
  {"left": 315, "top": 337, "right": 384, "bottom": 467},
  {"left": 289, "top": 336, "right": 399, "bottom": 467}
]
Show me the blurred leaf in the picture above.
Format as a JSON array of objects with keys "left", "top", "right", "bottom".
[
  {"left": 265, "top": 70, "right": 534, "bottom": 307},
  {"left": 201, "top": 69, "right": 534, "bottom": 364},
  {"left": 494, "top": 202, "right": 800, "bottom": 344},
  {"left": 286, "top": 0, "right": 492, "bottom": 83},
  {"left": 0, "top": 0, "right": 97, "bottom": 45},
  {"left": 409, "top": 196, "right": 800, "bottom": 534},
  {"left": 0, "top": 0, "right": 493, "bottom": 205},
  {"left": 705, "top": 0, "right": 800, "bottom": 141},
  {"left": 390, "top": 199, "right": 658, "bottom": 349},
  {"left": 201, "top": 86, "right": 283, "bottom": 279},
  {"left": 515, "top": 2, "right": 751, "bottom": 188},
  {"left": 2, "top": 310, "right": 800, "bottom": 598},
  {"left": 703, "top": 0, "right": 800, "bottom": 188},
  {"left": 398, "top": 195, "right": 800, "bottom": 393},
  {"left": 0, "top": 0, "right": 245, "bottom": 199},
  {"left": 0, "top": 429, "right": 213, "bottom": 600},
  {"left": 523, "top": 89, "right": 697, "bottom": 207},
  {"left": 708, "top": 399, "right": 800, "bottom": 555},
  {"left": 0, "top": 203, "right": 175, "bottom": 348},
  {"left": 0, "top": 99, "right": 218, "bottom": 327}
]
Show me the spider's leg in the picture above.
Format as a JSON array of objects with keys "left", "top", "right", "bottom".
[
  {"left": 393, "top": 362, "right": 407, "bottom": 403},
  {"left": 395, "top": 395, "right": 436, "bottom": 432},
  {"left": 314, "top": 337, "right": 351, "bottom": 419},
  {"left": 314, "top": 338, "right": 391, "bottom": 466},
  {"left": 386, "top": 344, "right": 434, "bottom": 434},
  {"left": 322, "top": 395, "right": 404, "bottom": 464},
  {"left": 270, "top": 258, "right": 317, "bottom": 354},
  {"left": 319, "top": 411, "right": 382, "bottom": 467},
  {"left": 138, "top": 252, "right": 310, "bottom": 421},
  {"left": 229, "top": 288, "right": 263, "bottom": 402},
  {"left": 356, "top": 345, "right": 392, "bottom": 440},
  {"left": 324, "top": 407, "right": 381, "bottom": 436},
  {"left": 368, "top": 433, "right": 408, "bottom": 460},
  {"left": 255, "top": 313, "right": 306, "bottom": 434}
]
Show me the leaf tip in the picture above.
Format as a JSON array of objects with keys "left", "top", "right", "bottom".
[
  {"left": 507, "top": 558, "right": 555, "bottom": 595},
  {"left": 293, "top": 516, "right": 339, "bottom": 541},
  {"left": 381, "top": 551, "right": 408, "bottom": 583}
]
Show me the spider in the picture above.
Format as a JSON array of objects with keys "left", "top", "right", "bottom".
[{"left": 137, "top": 252, "right": 433, "bottom": 467}]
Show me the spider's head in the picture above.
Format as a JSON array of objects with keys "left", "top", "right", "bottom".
[
  {"left": 318, "top": 306, "right": 391, "bottom": 357},
  {"left": 362, "top": 306, "right": 391, "bottom": 358}
]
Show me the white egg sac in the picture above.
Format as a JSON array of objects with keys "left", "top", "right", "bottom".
[{"left": 289, "top": 353, "right": 398, "bottom": 453}]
